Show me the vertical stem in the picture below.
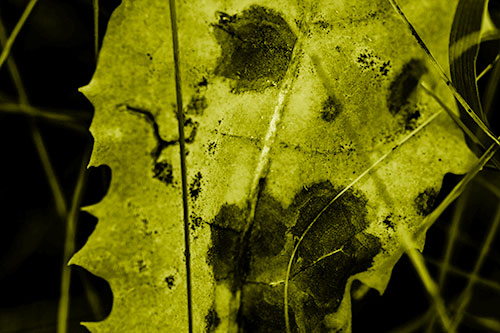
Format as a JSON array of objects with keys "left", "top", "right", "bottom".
[
  {"left": 93, "top": 0, "right": 99, "bottom": 60},
  {"left": 168, "top": 0, "right": 193, "bottom": 332}
]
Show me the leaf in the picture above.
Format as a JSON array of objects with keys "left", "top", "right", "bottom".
[{"left": 71, "top": 0, "right": 478, "bottom": 331}]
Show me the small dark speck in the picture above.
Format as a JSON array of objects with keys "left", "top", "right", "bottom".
[
  {"left": 146, "top": 52, "right": 153, "bottom": 60},
  {"left": 165, "top": 275, "right": 175, "bottom": 289}
]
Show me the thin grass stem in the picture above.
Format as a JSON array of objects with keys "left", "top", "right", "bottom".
[
  {"left": 450, "top": 203, "right": 500, "bottom": 331},
  {"left": 399, "top": 227, "right": 453, "bottom": 332},
  {"left": 93, "top": 0, "right": 99, "bottom": 60},
  {"left": 0, "top": 0, "right": 39, "bottom": 71},
  {"left": 57, "top": 145, "right": 89, "bottom": 333}
]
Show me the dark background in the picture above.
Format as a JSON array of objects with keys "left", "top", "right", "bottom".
[{"left": 0, "top": 0, "right": 499, "bottom": 332}]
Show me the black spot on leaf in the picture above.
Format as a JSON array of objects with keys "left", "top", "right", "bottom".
[
  {"left": 212, "top": 5, "right": 297, "bottom": 93},
  {"left": 320, "top": 95, "right": 343, "bottom": 122},
  {"left": 415, "top": 187, "right": 438, "bottom": 216},
  {"left": 153, "top": 161, "right": 173, "bottom": 185},
  {"left": 387, "top": 59, "right": 427, "bottom": 115}
]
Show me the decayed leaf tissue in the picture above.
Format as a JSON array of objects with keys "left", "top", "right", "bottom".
[{"left": 71, "top": 0, "right": 478, "bottom": 331}]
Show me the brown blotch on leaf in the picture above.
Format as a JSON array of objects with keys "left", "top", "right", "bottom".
[
  {"left": 320, "top": 95, "right": 343, "bottom": 122},
  {"left": 212, "top": 5, "right": 297, "bottom": 93},
  {"left": 414, "top": 187, "right": 438, "bottom": 216},
  {"left": 208, "top": 181, "right": 381, "bottom": 331},
  {"left": 387, "top": 59, "right": 428, "bottom": 115}
]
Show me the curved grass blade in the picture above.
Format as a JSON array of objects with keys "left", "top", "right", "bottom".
[{"left": 449, "top": 0, "right": 487, "bottom": 123}]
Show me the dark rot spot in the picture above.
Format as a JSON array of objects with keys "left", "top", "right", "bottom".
[
  {"left": 212, "top": 5, "right": 297, "bottom": 93},
  {"left": 189, "top": 172, "right": 202, "bottom": 201},
  {"left": 415, "top": 187, "right": 438, "bottom": 216},
  {"left": 205, "top": 307, "right": 221, "bottom": 332},
  {"left": 320, "top": 95, "right": 343, "bottom": 122},
  {"left": 209, "top": 181, "right": 381, "bottom": 331},
  {"left": 153, "top": 161, "right": 173, "bottom": 185},
  {"left": 387, "top": 59, "right": 428, "bottom": 115},
  {"left": 165, "top": 275, "right": 175, "bottom": 289}
]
